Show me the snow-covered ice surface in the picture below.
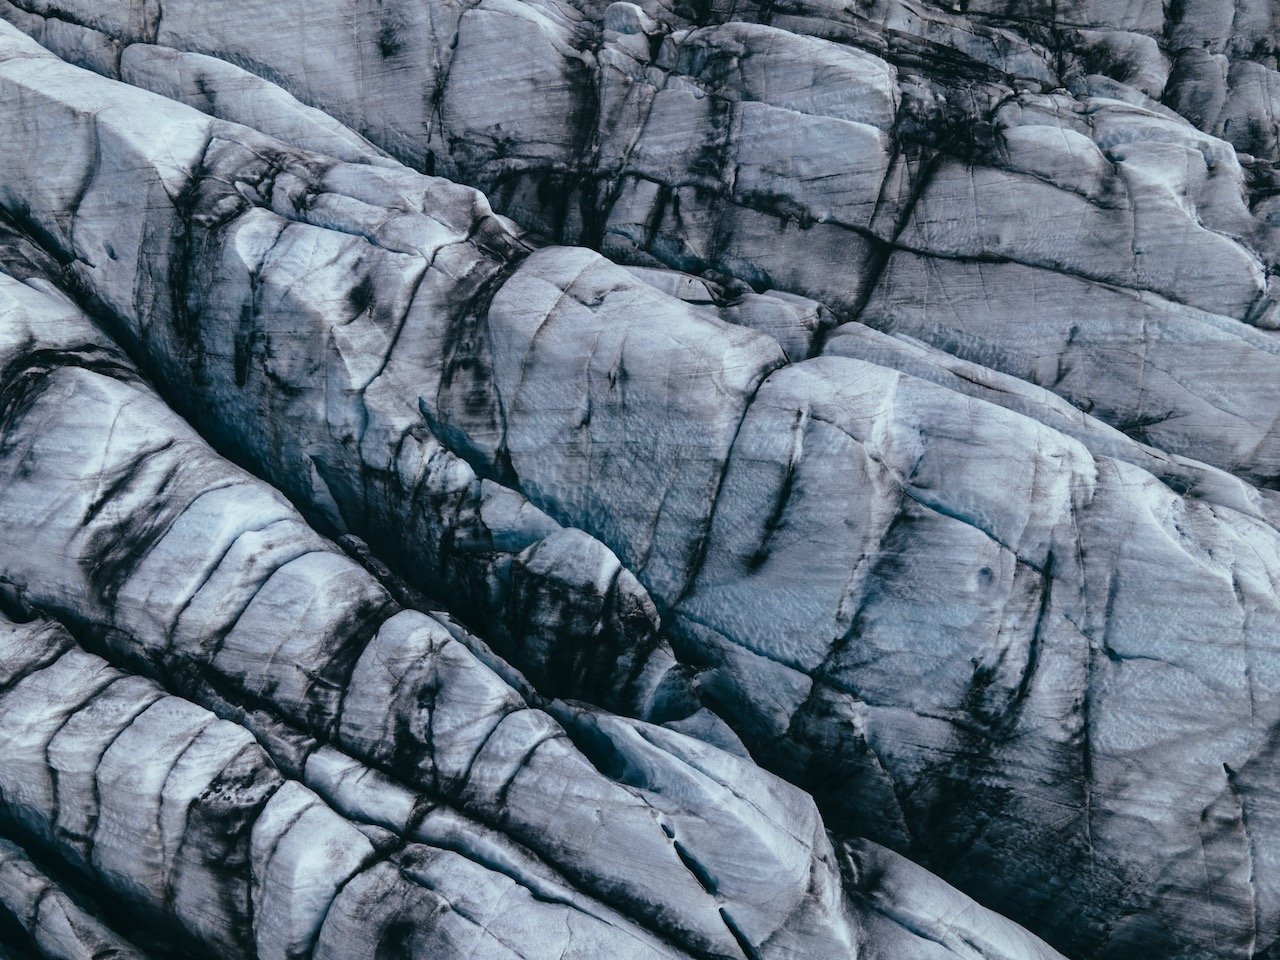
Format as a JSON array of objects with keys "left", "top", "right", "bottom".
[{"left": 0, "top": 3, "right": 1278, "bottom": 958}]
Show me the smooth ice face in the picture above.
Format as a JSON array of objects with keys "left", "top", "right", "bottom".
[{"left": 0, "top": 4, "right": 1277, "bottom": 960}]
